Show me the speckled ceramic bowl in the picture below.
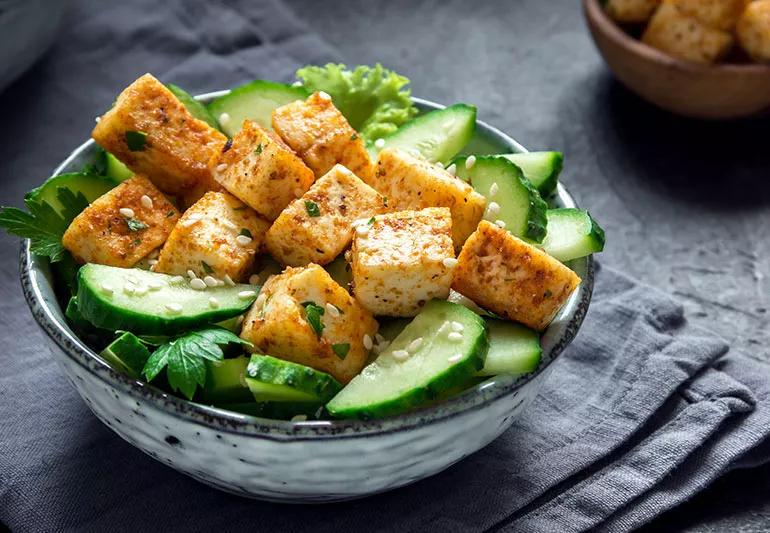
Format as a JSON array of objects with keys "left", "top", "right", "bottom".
[{"left": 20, "top": 94, "right": 594, "bottom": 502}]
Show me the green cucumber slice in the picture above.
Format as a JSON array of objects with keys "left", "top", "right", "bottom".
[
  {"left": 501, "top": 152, "right": 563, "bottom": 197},
  {"left": 369, "top": 104, "right": 476, "bottom": 164},
  {"left": 217, "top": 401, "right": 322, "bottom": 420},
  {"left": 24, "top": 172, "right": 117, "bottom": 216},
  {"left": 104, "top": 152, "right": 134, "bottom": 182},
  {"left": 477, "top": 319, "right": 541, "bottom": 377},
  {"left": 456, "top": 156, "right": 548, "bottom": 243},
  {"left": 245, "top": 354, "right": 342, "bottom": 404},
  {"left": 326, "top": 300, "right": 488, "bottom": 420},
  {"left": 100, "top": 331, "right": 152, "bottom": 379},
  {"left": 77, "top": 264, "right": 258, "bottom": 335},
  {"left": 208, "top": 80, "right": 308, "bottom": 136},
  {"left": 199, "top": 355, "right": 252, "bottom": 403},
  {"left": 65, "top": 296, "right": 93, "bottom": 331},
  {"left": 166, "top": 83, "right": 221, "bottom": 130},
  {"left": 542, "top": 208, "right": 606, "bottom": 262}
]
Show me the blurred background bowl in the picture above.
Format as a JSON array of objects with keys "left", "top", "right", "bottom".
[
  {"left": 583, "top": 0, "right": 770, "bottom": 119},
  {"left": 0, "top": 0, "right": 68, "bottom": 93}
]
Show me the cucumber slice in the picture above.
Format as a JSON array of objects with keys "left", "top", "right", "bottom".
[
  {"left": 65, "top": 296, "right": 93, "bottom": 331},
  {"left": 104, "top": 152, "right": 134, "bottom": 182},
  {"left": 501, "top": 152, "right": 563, "bottom": 197},
  {"left": 245, "top": 354, "right": 342, "bottom": 404},
  {"left": 100, "top": 331, "right": 152, "bottom": 379},
  {"left": 199, "top": 355, "right": 252, "bottom": 403},
  {"left": 369, "top": 104, "right": 476, "bottom": 164},
  {"left": 324, "top": 255, "right": 352, "bottom": 289},
  {"left": 77, "top": 264, "right": 258, "bottom": 335},
  {"left": 542, "top": 208, "right": 606, "bottom": 262},
  {"left": 326, "top": 300, "right": 488, "bottom": 420},
  {"left": 456, "top": 156, "right": 548, "bottom": 243},
  {"left": 24, "top": 172, "right": 117, "bottom": 216},
  {"left": 166, "top": 83, "right": 221, "bottom": 130},
  {"left": 208, "top": 80, "right": 308, "bottom": 136},
  {"left": 477, "top": 320, "right": 541, "bottom": 377},
  {"left": 217, "top": 401, "right": 321, "bottom": 420}
]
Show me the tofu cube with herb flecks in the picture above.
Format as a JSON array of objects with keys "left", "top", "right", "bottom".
[
  {"left": 271, "top": 91, "right": 375, "bottom": 183},
  {"left": 240, "top": 264, "right": 378, "bottom": 383},
  {"left": 265, "top": 165, "right": 387, "bottom": 267},
  {"left": 62, "top": 176, "right": 180, "bottom": 267},
  {"left": 155, "top": 191, "right": 269, "bottom": 282},
  {"left": 212, "top": 120, "right": 315, "bottom": 221},
  {"left": 452, "top": 221, "right": 581, "bottom": 331},
  {"left": 351, "top": 208, "right": 456, "bottom": 317},
  {"left": 373, "top": 147, "right": 486, "bottom": 250},
  {"left": 92, "top": 73, "right": 227, "bottom": 198}
]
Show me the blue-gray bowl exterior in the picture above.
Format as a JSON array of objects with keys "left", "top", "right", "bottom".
[{"left": 20, "top": 94, "right": 594, "bottom": 501}]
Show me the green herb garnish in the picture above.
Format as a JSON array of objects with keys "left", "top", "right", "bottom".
[
  {"left": 166, "top": 210, "right": 176, "bottom": 218},
  {"left": 126, "top": 217, "right": 148, "bottom": 231},
  {"left": 201, "top": 260, "right": 214, "bottom": 274},
  {"left": 350, "top": 133, "right": 358, "bottom": 141},
  {"left": 255, "top": 143, "right": 263, "bottom": 155},
  {"left": 367, "top": 217, "right": 375, "bottom": 226},
  {"left": 301, "top": 301, "right": 325, "bottom": 337},
  {"left": 332, "top": 343, "right": 350, "bottom": 360},
  {"left": 239, "top": 228, "right": 253, "bottom": 239},
  {"left": 305, "top": 200, "right": 321, "bottom": 217},
  {"left": 125, "top": 131, "right": 148, "bottom": 151}
]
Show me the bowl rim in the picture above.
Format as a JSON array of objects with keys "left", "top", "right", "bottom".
[
  {"left": 20, "top": 93, "right": 594, "bottom": 440},
  {"left": 583, "top": 0, "right": 770, "bottom": 75}
]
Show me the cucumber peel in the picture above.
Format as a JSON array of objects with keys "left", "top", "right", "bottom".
[
  {"left": 24, "top": 172, "right": 117, "bottom": 216},
  {"left": 542, "top": 208, "right": 606, "bottom": 262},
  {"left": 501, "top": 151, "right": 563, "bottom": 197},
  {"left": 167, "top": 83, "right": 221, "bottom": 130},
  {"left": 100, "top": 331, "right": 152, "bottom": 379},
  {"left": 245, "top": 354, "right": 342, "bottom": 404},
  {"left": 477, "top": 320, "right": 541, "bottom": 377}
]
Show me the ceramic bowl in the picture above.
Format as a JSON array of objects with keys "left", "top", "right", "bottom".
[
  {"left": 20, "top": 94, "right": 594, "bottom": 502},
  {"left": 583, "top": 0, "right": 770, "bottom": 119}
]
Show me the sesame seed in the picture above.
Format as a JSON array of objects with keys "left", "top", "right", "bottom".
[
  {"left": 374, "top": 138, "right": 386, "bottom": 149},
  {"left": 140, "top": 195, "right": 153, "bottom": 209},
  {"left": 451, "top": 321, "right": 465, "bottom": 332},
  {"left": 249, "top": 274, "right": 260, "bottom": 285},
  {"left": 147, "top": 259, "right": 158, "bottom": 266},
  {"left": 203, "top": 275, "right": 218, "bottom": 287},
  {"left": 148, "top": 280, "right": 163, "bottom": 291},
  {"left": 236, "top": 235, "right": 253, "bottom": 246},
  {"left": 291, "top": 81, "right": 302, "bottom": 87},
  {"left": 216, "top": 163, "right": 228, "bottom": 172},
  {"left": 344, "top": 250, "right": 352, "bottom": 262},
  {"left": 149, "top": 264, "right": 156, "bottom": 272},
  {"left": 170, "top": 275, "right": 185, "bottom": 283},
  {"left": 465, "top": 155, "right": 477, "bottom": 169},
  {"left": 408, "top": 337, "right": 423, "bottom": 353},
  {"left": 134, "top": 285, "right": 148, "bottom": 296},
  {"left": 375, "top": 333, "right": 385, "bottom": 344},
  {"left": 209, "top": 296, "right": 220, "bottom": 308},
  {"left": 187, "top": 269, "right": 197, "bottom": 279},
  {"left": 119, "top": 207, "right": 135, "bottom": 218},
  {"left": 355, "top": 225, "right": 369, "bottom": 236},
  {"left": 378, "top": 340, "right": 391, "bottom": 351},
  {"left": 218, "top": 112, "right": 230, "bottom": 125},
  {"left": 446, "top": 163, "right": 457, "bottom": 176},
  {"left": 326, "top": 303, "right": 340, "bottom": 318},
  {"left": 448, "top": 354, "right": 463, "bottom": 363},
  {"left": 448, "top": 331, "right": 464, "bottom": 342},
  {"left": 224, "top": 274, "right": 235, "bottom": 286},
  {"left": 94, "top": 116, "right": 101, "bottom": 123},
  {"left": 221, "top": 219, "right": 237, "bottom": 230},
  {"left": 317, "top": 91, "right": 332, "bottom": 101},
  {"left": 489, "top": 182, "right": 499, "bottom": 197},
  {"left": 165, "top": 303, "right": 183, "bottom": 314},
  {"left": 486, "top": 201, "right": 501, "bottom": 217},
  {"left": 190, "top": 278, "right": 207, "bottom": 290},
  {"left": 238, "top": 290, "right": 257, "bottom": 299},
  {"left": 363, "top": 334, "right": 373, "bottom": 350},
  {"left": 100, "top": 283, "right": 113, "bottom": 295},
  {"left": 291, "top": 414, "right": 308, "bottom": 422},
  {"left": 148, "top": 249, "right": 160, "bottom": 259},
  {"left": 123, "top": 283, "right": 136, "bottom": 295},
  {"left": 437, "top": 321, "right": 450, "bottom": 334},
  {"left": 495, "top": 220, "right": 507, "bottom": 228},
  {"left": 392, "top": 349, "right": 410, "bottom": 361},
  {"left": 180, "top": 215, "right": 201, "bottom": 228},
  {"left": 442, "top": 257, "right": 458, "bottom": 268}
]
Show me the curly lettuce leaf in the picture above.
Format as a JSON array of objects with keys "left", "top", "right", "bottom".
[{"left": 296, "top": 63, "right": 418, "bottom": 141}]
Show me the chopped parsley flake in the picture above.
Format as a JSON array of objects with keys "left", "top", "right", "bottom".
[
  {"left": 201, "top": 260, "right": 214, "bottom": 274},
  {"left": 332, "top": 343, "right": 350, "bottom": 360},
  {"left": 126, "top": 217, "right": 148, "bottom": 231},
  {"left": 350, "top": 133, "right": 358, "bottom": 141},
  {"left": 125, "top": 131, "right": 147, "bottom": 151},
  {"left": 304, "top": 200, "right": 321, "bottom": 217},
  {"left": 239, "top": 228, "right": 253, "bottom": 239},
  {"left": 254, "top": 143, "right": 263, "bottom": 155},
  {"left": 166, "top": 210, "right": 176, "bottom": 218},
  {"left": 301, "top": 301, "right": 325, "bottom": 337},
  {"left": 367, "top": 217, "right": 375, "bottom": 226}
]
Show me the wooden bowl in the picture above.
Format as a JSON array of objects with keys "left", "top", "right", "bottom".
[{"left": 583, "top": 0, "right": 770, "bottom": 119}]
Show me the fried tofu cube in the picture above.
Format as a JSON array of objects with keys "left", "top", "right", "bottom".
[
  {"left": 240, "top": 264, "right": 378, "bottom": 383},
  {"left": 212, "top": 120, "right": 315, "bottom": 220},
  {"left": 642, "top": 1, "right": 734, "bottom": 63},
  {"left": 452, "top": 221, "right": 581, "bottom": 331},
  {"left": 351, "top": 208, "right": 456, "bottom": 317},
  {"left": 265, "top": 165, "right": 387, "bottom": 267},
  {"left": 373, "top": 148, "right": 486, "bottom": 249},
  {"left": 737, "top": 0, "right": 770, "bottom": 62},
  {"left": 271, "top": 91, "right": 375, "bottom": 183},
  {"left": 155, "top": 191, "right": 269, "bottom": 281},
  {"left": 92, "top": 74, "right": 227, "bottom": 197},
  {"left": 62, "top": 176, "right": 180, "bottom": 267},
  {"left": 672, "top": 0, "right": 750, "bottom": 31},
  {"left": 605, "top": 0, "right": 661, "bottom": 23}
]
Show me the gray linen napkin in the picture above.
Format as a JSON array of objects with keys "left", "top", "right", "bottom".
[{"left": 1, "top": 1, "right": 769, "bottom": 531}]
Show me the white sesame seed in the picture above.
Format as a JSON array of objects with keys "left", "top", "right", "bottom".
[
  {"left": 170, "top": 275, "right": 185, "bottom": 283},
  {"left": 165, "top": 303, "right": 182, "bottom": 314},
  {"left": 495, "top": 220, "right": 507, "bottom": 229},
  {"left": 187, "top": 269, "right": 197, "bottom": 279},
  {"left": 148, "top": 248, "right": 160, "bottom": 259},
  {"left": 448, "top": 354, "right": 463, "bottom": 363},
  {"left": 291, "top": 81, "right": 303, "bottom": 87},
  {"left": 442, "top": 257, "right": 458, "bottom": 268},
  {"left": 100, "top": 283, "right": 113, "bottom": 295},
  {"left": 446, "top": 163, "right": 457, "bottom": 176},
  {"left": 451, "top": 321, "right": 465, "bottom": 332},
  {"left": 218, "top": 112, "right": 230, "bottom": 125},
  {"left": 486, "top": 201, "right": 501, "bottom": 218},
  {"left": 149, "top": 264, "right": 156, "bottom": 272},
  {"left": 448, "top": 331, "right": 464, "bottom": 342},
  {"left": 190, "top": 278, "right": 207, "bottom": 290},
  {"left": 94, "top": 116, "right": 101, "bottom": 123},
  {"left": 134, "top": 285, "right": 148, "bottom": 296},
  {"left": 148, "top": 280, "right": 163, "bottom": 291},
  {"left": 180, "top": 215, "right": 201, "bottom": 228},
  {"left": 317, "top": 91, "right": 332, "bottom": 101},
  {"left": 437, "top": 321, "right": 450, "bottom": 334},
  {"left": 236, "top": 235, "right": 253, "bottom": 246},
  {"left": 123, "top": 283, "right": 136, "bottom": 295},
  {"left": 209, "top": 296, "right": 220, "bottom": 308},
  {"left": 238, "top": 290, "right": 257, "bottom": 299},
  {"left": 119, "top": 207, "right": 135, "bottom": 218},
  {"left": 392, "top": 349, "right": 410, "bottom": 361},
  {"left": 224, "top": 274, "right": 235, "bottom": 286},
  {"left": 291, "top": 414, "right": 308, "bottom": 422},
  {"left": 216, "top": 163, "right": 228, "bottom": 173},
  {"left": 356, "top": 225, "right": 369, "bottom": 236},
  {"left": 249, "top": 274, "right": 260, "bottom": 285},
  {"left": 147, "top": 259, "right": 158, "bottom": 266},
  {"left": 140, "top": 195, "right": 153, "bottom": 209},
  {"left": 374, "top": 138, "right": 386, "bottom": 149},
  {"left": 326, "top": 303, "right": 340, "bottom": 318},
  {"left": 378, "top": 340, "right": 391, "bottom": 352},
  {"left": 465, "top": 155, "right": 477, "bottom": 170},
  {"left": 407, "top": 337, "right": 423, "bottom": 353},
  {"left": 489, "top": 182, "right": 499, "bottom": 197},
  {"left": 344, "top": 250, "right": 352, "bottom": 262},
  {"left": 443, "top": 120, "right": 454, "bottom": 130},
  {"left": 203, "top": 275, "right": 218, "bottom": 287},
  {"left": 221, "top": 219, "right": 237, "bottom": 230},
  {"left": 363, "top": 334, "right": 373, "bottom": 350},
  {"left": 375, "top": 333, "right": 385, "bottom": 344}
]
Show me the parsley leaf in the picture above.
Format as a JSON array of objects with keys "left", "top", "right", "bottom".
[
  {"left": 239, "top": 228, "right": 252, "bottom": 239},
  {"left": 304, "top": 200, "right": 321, "bottom": 217},
  {"left": 255, "top": 143, "right": 263, "bottom": 155},
  {"left": 301, "top": 301, "right": 325, "bottom": 337},
  {"left": 201, "top": 260, "right": 214, "bottom": 274},
  {"left": 332, "top": 343, "right": 350, "bottom": 360},
  {"left": 350, "top": 133, "right": 358, "bottom": 141},
  {"left": 142, "top": 327, "right": 252, "bottom": 400},
  {"left": 126, "top": 218, "right": 148, "bottom": 231},
  {"left": 125, "top": 131, "right": 147, "bottom": 151}
]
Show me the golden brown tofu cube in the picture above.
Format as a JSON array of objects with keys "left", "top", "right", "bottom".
[
  {"left": 642, "top": 1, "right": 734, "bottom": 63},
  {"left": 212, "top": 120, "right": 315, "bottom": 220},
  {"left": 271, "top": 91, "right": 375, "bottom": 182},
  {"left": 374, "top": 148, "right": 486, "bottom": 249},
  {"left": 672, "top": 0, "right": 750, "bottom": 31},
  {"left": 605, "top": 0, "right": 661, "bottom": 23},
  {"left": 452, "top": 221, "right": 581, "bottom": 331},
  {"left": 737, "top": 0, "right": 770, "bottom": 62},
  {"left": 155, "top": 191, "right": 269, "bottom": 282},
  {"left": 265, "top": 165, "right": 388, "bottom": 267},
  {"left": 62, "top": 176, "right": 180, "bottom": 267},
  {"left": 240, "top": 264, "right": 379, "bottom": 383},
  {"left": 92, "top": 73, "right": 227, "bottom": 197}
]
